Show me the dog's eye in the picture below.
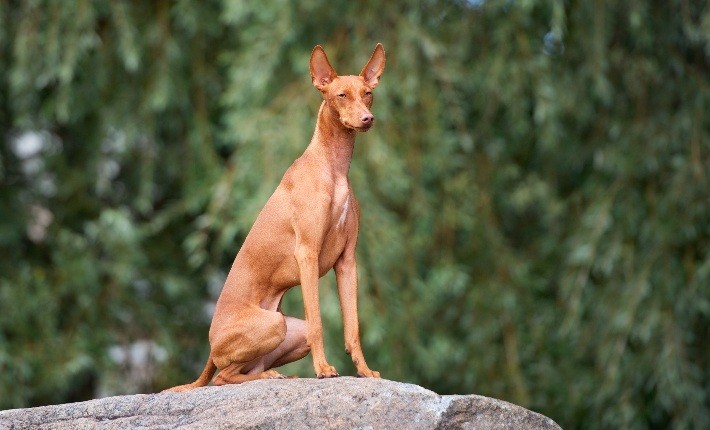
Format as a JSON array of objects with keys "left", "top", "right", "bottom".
[{"left": 337, "top": 93, "right": 347, "bottom": 98}]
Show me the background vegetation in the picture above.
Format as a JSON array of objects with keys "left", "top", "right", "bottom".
[{"left": 1, "top": 1, "right": 708, "bottom": 428}]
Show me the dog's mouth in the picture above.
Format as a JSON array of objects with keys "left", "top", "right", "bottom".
[
  {"left": 342, "top": 120, "right": 373, "bottom": 132},
  {"left": 354, "top": 124, "right": 373, "bottom": 132}
]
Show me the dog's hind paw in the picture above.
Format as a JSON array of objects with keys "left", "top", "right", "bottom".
[{"left": 263, "top": 370, "right": 288, "bottom": 379}]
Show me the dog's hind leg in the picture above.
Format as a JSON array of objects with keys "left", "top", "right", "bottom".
[
  {"left": 249, "top": 316, "right": 310, "bottom": 373},
  {"left": 213, "top": 363, "right": 287, "bottom": 385},
  {"left": 209, "top": 305, "right": 287, "bottom": 384}
]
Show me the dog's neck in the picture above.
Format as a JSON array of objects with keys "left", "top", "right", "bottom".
[{"left": 309, "top": 100, "right": 356, "bottom": 177}]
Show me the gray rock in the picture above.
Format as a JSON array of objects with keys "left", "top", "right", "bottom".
[{"left": 0, "top": 377, "right": 561, "bottom": 429}]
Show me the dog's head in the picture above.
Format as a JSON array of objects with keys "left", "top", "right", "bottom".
[{"left": 310, "top": 44, "right": 386, "bottom": 132}]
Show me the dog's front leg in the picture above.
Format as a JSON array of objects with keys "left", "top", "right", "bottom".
[
  {"left": 335, "top": 244, "right": 380, "bottom": 378},
  {"left": 296, "top": 244, "right": 338, "bottom": 378}
]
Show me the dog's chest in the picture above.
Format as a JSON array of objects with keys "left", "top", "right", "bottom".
[
  {"left": 315, "top": 180, "right": 352, "bottom": 275},
  {"left": 335, "top": 194, "right": 350, "bottom": 228},
  {"left": 330, "top": 178, "right": 351, "bottom": 229}
]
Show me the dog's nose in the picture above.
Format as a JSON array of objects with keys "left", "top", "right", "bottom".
[{"left": 360, "top": 113, "right": 374, "bottom": 125}]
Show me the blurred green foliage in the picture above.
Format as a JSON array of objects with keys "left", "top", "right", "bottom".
[{"left": 1, "top": 1, "right": 708, "bottom": 428}]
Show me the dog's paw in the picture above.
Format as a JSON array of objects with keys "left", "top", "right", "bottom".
[
  {"left": 316, "top": 364, "right": 340, "bottom": 378},
  {"left": 357, "top": 368, "right": 381, "bottom": 378},
  {"left": 263, "top": 370, "right": 287, "bottom": 379}
]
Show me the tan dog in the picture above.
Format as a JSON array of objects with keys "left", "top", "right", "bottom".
[{"left": 164, "top": 44, "right": 385, "bottom": 391}]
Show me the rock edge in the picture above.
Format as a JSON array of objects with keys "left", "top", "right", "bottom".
[{"left": 0, "top": 377, "right": 562, "bottom": 429}]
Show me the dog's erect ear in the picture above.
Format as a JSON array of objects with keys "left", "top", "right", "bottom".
[
  {"left": 360, "top": 43, "right": 385, "bottom": 88},
  {"left": 310, "top": 45, "right": 338, "bottom": 91}
]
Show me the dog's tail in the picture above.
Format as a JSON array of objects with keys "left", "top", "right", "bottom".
[{"left": 162, "top": 352, "right": 217, "bottom": 393}]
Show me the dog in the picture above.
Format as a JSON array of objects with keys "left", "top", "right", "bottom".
[{"left": 164, "top": 43, "right": 385, "bottom": 391}]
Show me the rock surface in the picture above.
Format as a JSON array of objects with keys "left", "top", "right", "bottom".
[{"left": 0, "top": 377, "right": 561, "bottom": 429}]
